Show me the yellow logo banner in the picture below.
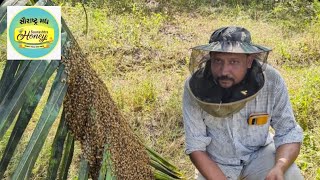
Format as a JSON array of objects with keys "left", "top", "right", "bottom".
[{"left": 14, "top": 25, "right": 54, "bottom": 44}]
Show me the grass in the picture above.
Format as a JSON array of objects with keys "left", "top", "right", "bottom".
[
  {"left": 0, "top": 1, "right": 320, "bottom": 179},
  {"left": 281, "top": 66, "right": 320, "bottom": 179}
]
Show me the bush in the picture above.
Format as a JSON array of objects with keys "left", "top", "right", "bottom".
[{"left": 268, "top": 0, "right": 318, "bottom": 31}]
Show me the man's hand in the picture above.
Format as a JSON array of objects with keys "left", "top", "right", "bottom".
[
  {"left": 265, "top": 143, "right": 301, "bottom": 180},
  {"left": 190, "top": 151, "right": 227, "bottom": 180},
  {"left": 265, "top": 166, "right": 284, "bottom": 180}
]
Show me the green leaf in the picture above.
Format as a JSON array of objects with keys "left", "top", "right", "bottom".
[
  {"left": 78, "top": 156, "right": 89, "bottom": 180},
  {"left": 0, "top": 8, "right": 7, "bottom": 35},
  {"left": 59, "top": 132, "right": 75, "bottom": 180},
  {"left": 11, "top": 64, "right": 67, "bottom": 179},
  {"left": 0, "top": 61, "right": 30, "bottom": 104},
  {"left": 105, "top": 168, "right": 115, "bottom": 180},
  {"left": 0, "top": 60, "right": 20, "bottom": 102},
  {"left": 1, "top": 0, "right": 28, "bottom": 6},
  {"left": 98, "top": 146, "right": 108, "bottom": 180},
  {"left": 99, "top": 144, "right": 116, "bottom": 180},
  {"left": 34, "top": 0, "right": 46, "bottom": 6},
  {"left": 146, "top": 146, "right": 183, "bottom": 178},
  {"left": 150, "top": 159, "right": 181, "bottom": 179},
  {"left": 0, "top": 60, "right": 59, "bottom": 179},
  {"left": 61, "top": 31, "right": 68, "bottom": 48},
  {"left": 0, "top": 60, "right": 50, "bottom": 140},
  {"left": 154, "top": 170, "right": 181, "bottom": 180},
  {"left": 146, "top": 146, "right": 184, "bottom": 179},
  {"left": 146, "top": 146, "right": 179, "bottom": 172},
  {"left": 47, "top": 110, "right": 68, "bottom": 180}
]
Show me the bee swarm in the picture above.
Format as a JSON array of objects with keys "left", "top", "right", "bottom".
[{"left": 61, "top": 42, "right": 153, "bottom": 180}]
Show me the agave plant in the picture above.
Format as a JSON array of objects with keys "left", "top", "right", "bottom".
[{"left": 0, "top": 0, "right": 185, "bottom": 179}]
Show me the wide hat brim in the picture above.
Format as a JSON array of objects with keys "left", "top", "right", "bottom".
[{"left": 192, "top": 41, "right": 272, "bottom": 54}]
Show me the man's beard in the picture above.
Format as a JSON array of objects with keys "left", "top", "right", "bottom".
[{"left": 216, "top": 76, "right": 235, "bottom": 88}]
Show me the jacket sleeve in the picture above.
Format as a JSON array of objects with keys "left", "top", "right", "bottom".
[
  {"left": 183, "top": 79, "right": 212, "bottom": 155},
  {"left": 270, "top": 72, "right": 303, "bottom": 149}
]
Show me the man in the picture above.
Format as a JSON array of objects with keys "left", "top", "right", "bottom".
[{"left": 183, "top": 26, "right": 303, "bottom": 180}]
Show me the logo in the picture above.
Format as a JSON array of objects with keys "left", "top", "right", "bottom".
[
  {"left": 240, "top": 90, "right": 248, "bottom": 96},
  {"left": 7, "top": 6, "right": 61, "bottom": 60}
]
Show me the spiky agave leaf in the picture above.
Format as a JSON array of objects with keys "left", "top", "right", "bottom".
[
  {"left": 58, "top": 132, "right": 75, "bottom": 180},
  {"left": 0, "top": 61, "right": 20, "bottom": 102},
  {"left": 0, "top": 1, "right": 77, "bottom": 179},
  {"left": 0, "top": 60, "right": 59, "bottom": 179},
  {"left": 0, "top": 60, "right": 52, "bottom": 139},
  {"left": 11, "top": 64, "right": 67, "bottom": 179},
  {"left": 0, "top": 1, "right": 84, "bottom": 179},
  {"left": 0, "top": 3, "right": 74, "bottom": 180},
  {"left": 147, "top": 147, "right": 185, "bottom": 179},
  {"left": 47, "top": 110, "right": 68, "bottom": 180}
]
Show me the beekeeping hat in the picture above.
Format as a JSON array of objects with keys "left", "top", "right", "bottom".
[
  {"left": 187, "top": 26, "right": 272, "bottom": 117},
  {"left": 189, "top": 26, "right": 272, "bottom": 73}
]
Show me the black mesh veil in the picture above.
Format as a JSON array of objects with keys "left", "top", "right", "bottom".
[{"left": 189, "top": 47, "right": 270, "bottom": 75}]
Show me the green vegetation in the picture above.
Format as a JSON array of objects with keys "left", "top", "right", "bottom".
[{"left": 1, "top": 0, "right": 320, "bottom": 179}]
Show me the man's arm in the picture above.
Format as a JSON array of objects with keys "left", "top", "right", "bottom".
[
  {"left": 266, "top": 69, "right": 303, "bottom": 179},
  {"left": 182, "top": 80, "right": 224, "bottom": 179},
  {"left": 190, "top": 151, "right": 227, "bottom": 180},
  {"left": 266, "top": 142, "right": 301, "bottom": 179}
]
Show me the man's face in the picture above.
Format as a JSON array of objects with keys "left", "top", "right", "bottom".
[{"left": 210, "top": 52, "right": 254, "bottom": 88}]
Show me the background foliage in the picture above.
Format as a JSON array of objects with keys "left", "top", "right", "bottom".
[{"left": 0, "top": 0, "right": 320, "bottom": 179}]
